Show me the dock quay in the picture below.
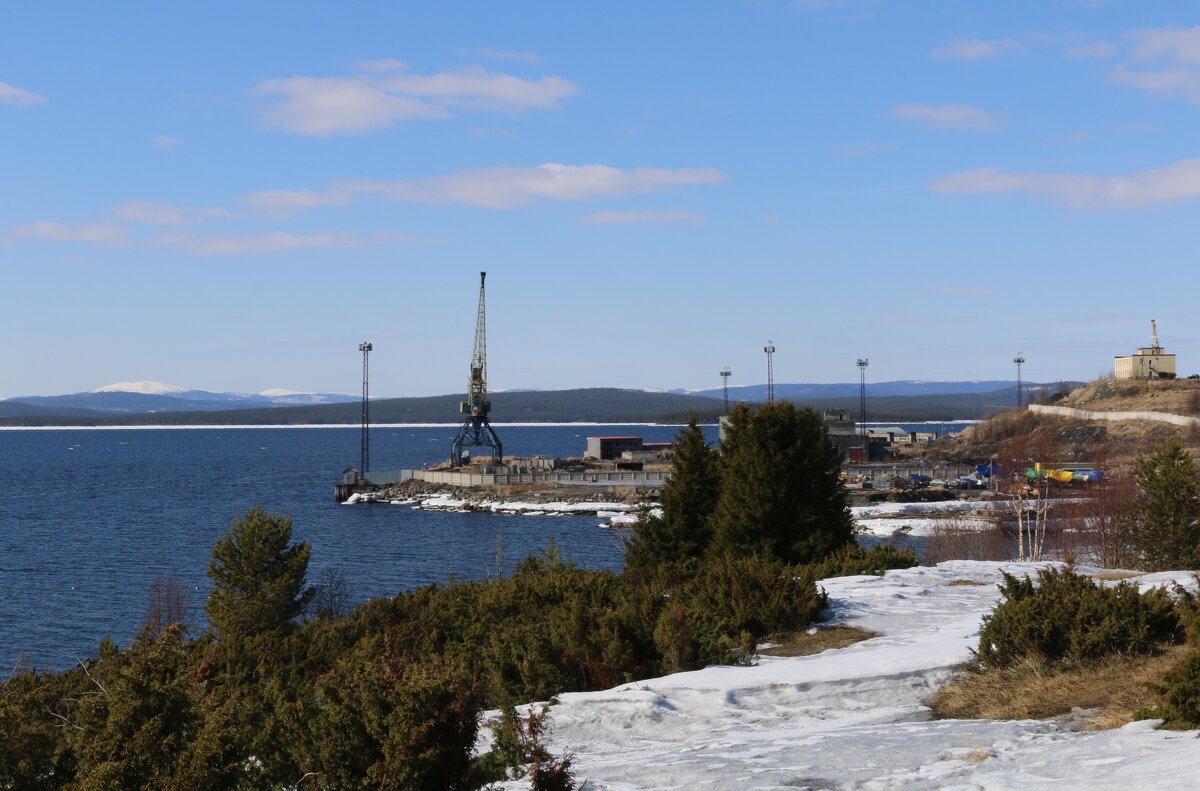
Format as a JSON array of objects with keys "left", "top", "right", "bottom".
[{"left": 336, "top": 466, "right": 670, "bottom": 502}]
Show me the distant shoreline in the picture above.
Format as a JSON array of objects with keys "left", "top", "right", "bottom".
[
  {"left": 0, "top": 421, "right": 700, "bottom": 432},
  {"left": 0, "top": 419, "right": 978, "bottom": 432}
]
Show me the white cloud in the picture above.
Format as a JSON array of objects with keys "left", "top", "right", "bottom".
[
  {"left": 112, "top": 201, "right": 230, "bottom": 225},
  {"left": 5, "top": 221, "right": 128, "bottom": 245},
  {"left": 252, "top": 64, "right": 579, "bottom": 135},
  {"left": 240, "top": 189, "right": 350, "bottom": 210},
  {"left": 0, "top": 80, "right": 47, "bottom": 106},
  {"left": 475, "top": 49, "right": 543, "bottom": 64},
  {"left": 252, "top": 77, "right": 448, "bottom": 135},
  {"left": 354, "top": 58, "right": 407, "bottom": 73},
  {"left": 931, "top": 38, "right": 1024, "bottom": 61},
  {"left": 1047, "top": 131, "right": 1092, "bottom": 143},
  {"left": 377, "top": 66, "right": 577, "bottom": 110},
  {"left": 151, "top": 135, "right": 185, "bottom": 149},
  {"left": 1110, "top": 26, "right": 1200, "bottom": 103},
  {"left": 1065, "top": 41, "right": 1118, "bottom": 59},
  {"left": 1109, "top": 62, "right": 1200, "bottom": 103},
  {"left": 335, "top": 164, "right": 725, "bottom": 210},
  {"left": 1128, "top": 25, "right": 1200, "bottom": 64},
  {"left": 154, "top": 230, "right": 413, "bottom": 256},
  {"left": 890, "top": 104, "right": 1004, "bottom": 132},
  {"left": 828, "top": 141, "right": 898, "bottom": 157},
  {"left": 580, "top": 209, "right": 704, "bottom": 225},
  {"left": 932, "top": 159, "right": 1200, "bottom": 209}
]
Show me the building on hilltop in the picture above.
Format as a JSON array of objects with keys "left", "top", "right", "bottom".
[{"left": 1114, "top": 320, "right": 1176, "bottom": 380}]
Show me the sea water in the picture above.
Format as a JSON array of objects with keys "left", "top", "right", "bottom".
[
  {"left": 0, "top": 421, "right": 952, "bottom": 670},
  {"left": 0, "top": 424, "right": 705, "bottom": 670}
]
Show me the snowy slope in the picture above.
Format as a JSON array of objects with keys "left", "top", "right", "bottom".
[
  {"left": 90, "top": 380, "right": 189, "bottom": 394},
  {"left": 496, "top": 562, "right": 1200, "bottom": 790}
]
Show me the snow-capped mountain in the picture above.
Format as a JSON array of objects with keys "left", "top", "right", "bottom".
[
  {"left": 90, "top": 380, "right": 189, "bottom": 395},
  {"left": 4, "top": 382, "right": 359, "bottom": 415}
]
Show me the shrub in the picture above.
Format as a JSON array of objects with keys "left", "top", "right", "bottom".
[
  {"left": 922, "top": 519, "right": 1010, "bottom": 565},
  {"left": 1130, "top": 440, "right": 1200, "bottom": 571},
  {"left": 1153, "top": 648, "right": 1200, "bottom": 728},
  {"left": 655, "top": 554, "right": 826, "bottom": 671},
  {"left": 807, "top": 543, "right": 916, "bottom": 579},
  {"left": 975, "top": 567, "right": 1181, "bottom": 670}
]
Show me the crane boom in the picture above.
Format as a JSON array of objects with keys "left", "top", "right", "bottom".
[{"left": 470, "top": 272, "right": 488, "bottom": 399}]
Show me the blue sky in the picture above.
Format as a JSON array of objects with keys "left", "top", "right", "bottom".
[{"left": 3, "top": 1, "right": 1200, "bottom": 398}]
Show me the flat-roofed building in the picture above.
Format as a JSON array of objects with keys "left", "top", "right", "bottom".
[
  {"left": 1115, "top": 321, "right": 1177, "bottom": 380},
  {"left": 586, "top": 436, "right": 644, "bottom": 460},
  {"left": 1115, "top": 347, "right": 1176, "bottom": 379}
]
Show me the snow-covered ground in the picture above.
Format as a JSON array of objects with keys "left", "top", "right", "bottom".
[{"left": 496, "top": 561, "right": 1200, "bottom": 790}]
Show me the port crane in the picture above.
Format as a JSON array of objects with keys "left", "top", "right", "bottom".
[{"left": 451, "top": 272, "right": 503, "bottom": 466}]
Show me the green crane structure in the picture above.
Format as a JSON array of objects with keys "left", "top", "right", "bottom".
[{"left": 451, "top": 271, "right": 503, "bottom": 466}]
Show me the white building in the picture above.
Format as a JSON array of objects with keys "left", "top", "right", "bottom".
[{"left": 1114, "top": 321, "right": 1176, "bottom": 380}]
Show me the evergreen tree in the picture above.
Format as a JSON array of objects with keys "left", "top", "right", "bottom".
[
  {"left": 1132, "top": 439, "right": 1200, "bottom": 571},
  {"left": 710, "top": 402, "right": 852, "bottom": 564},
  {"left": 69, "top": 626, "right": 199, "bottom": 790},
  {"left": 205, "top": 505, "right": 313, "bottom": 640},
  {"left": 625, "top": 414, "right": 719, "bottom": 575}
]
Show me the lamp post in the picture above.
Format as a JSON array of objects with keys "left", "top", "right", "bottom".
[
  {"left": 856, "top": 358, "right": 869, "bottom": 438},
  {"left": 359, "top": 341, "right": 373, "bottom": 477},
  {"left": 1013, "top": 354, "right": 1025, "bottom": 410},
  {"left": 764, "top": 341, "right": 776, "bottom": 404}
]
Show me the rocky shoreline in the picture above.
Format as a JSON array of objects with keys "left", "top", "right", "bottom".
[
  {"left": 342, "top": 479, "right": 660, "bottom": 526},
  {"left": 341, "top": 479, "right": 1018, "bottom": 538}
]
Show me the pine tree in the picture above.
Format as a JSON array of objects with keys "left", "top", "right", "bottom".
[
  {"left": 1132, "top": 439, "right": 1200, "bottom": 571},
  {"left": 625, "top": 414, "right": 719, "bottom": 575},
  {"left": 710, "top": 402, "right": 853, "bottom": 564},
  {"left": 205, "top": 505, "right": 313, "bottom": 640}
]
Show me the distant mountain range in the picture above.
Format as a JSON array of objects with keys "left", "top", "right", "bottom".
[
  {"left": 0, "top": 380, "right": 1082, "bottom": 425},
  {"left": 1, "top": 381, "right": 358, "bottom": 418},
  {"left": 678, "top": 380, "right": 1035, "bottom": 401}
]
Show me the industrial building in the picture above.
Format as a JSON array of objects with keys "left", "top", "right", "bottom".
[
  {"left": 586, "top": 436, "right": 648, "bottom": 460},
  {"left": 1114, "top": 320, "right": 1176, "bottom": 380}
]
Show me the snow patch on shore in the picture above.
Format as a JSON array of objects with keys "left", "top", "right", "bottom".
[{"left": 493, "top": 561, "right": 1200, "bottom": 790}]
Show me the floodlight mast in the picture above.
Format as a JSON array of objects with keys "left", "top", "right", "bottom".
[
  {"left": 764, "top": 342, "right": 776, "bottom": 405},
  {"left": 720, "top": 368, "right": 732, "bottom": 413},
  {"left": 359, "top": 341, "right": 372, "bottom": 477},
  {"left": 1014, "top": 354, "right": 1026, "bottom": 409},
  {"left": 451, "top": 272, "right": 503, "bottom": 466},
  {"left": 857, "top": 358, "right": 869, "bottom": 438}
]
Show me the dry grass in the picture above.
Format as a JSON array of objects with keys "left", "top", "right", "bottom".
[
  {"left": 1064, "top": 378, "right": 1200, "bottom": 415},
  {"left": 946, "top": 579, "right": 989, "bottom": 587},
  {"left": 1085, "top": 570, "right": 1142, "bottom": 581},
  {"left": 758, "top": 626, "right": 876, "bottom": 657},
  {"left": 931, "top": 644, "right": 1190, "bottom": 729}
]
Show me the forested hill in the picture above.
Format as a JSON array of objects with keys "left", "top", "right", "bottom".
[
  {"left": 0, "top": 389, "right": 726, "bottom": 426},
  {"left": 1, "top": 385, "right": 1050, "bottom": 426}
]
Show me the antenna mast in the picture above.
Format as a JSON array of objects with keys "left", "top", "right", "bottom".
[
  {"left": 451, "top": 272, "right": 503, "bottom": 466},
  {"left": 359, "top": 341, "right": 372, "bottom": 477},
  {"left": 720, "top": 367, "right": 731, "bottom": 413},
  {"left": 764, "top": 341, "right": 776, "bottom": 405},
  {"left": 857, "top": 358, "right": 869, "bottom": 438},
  {"left": 1151, "top": 319, "right": 1161, "bottom": 351}
]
